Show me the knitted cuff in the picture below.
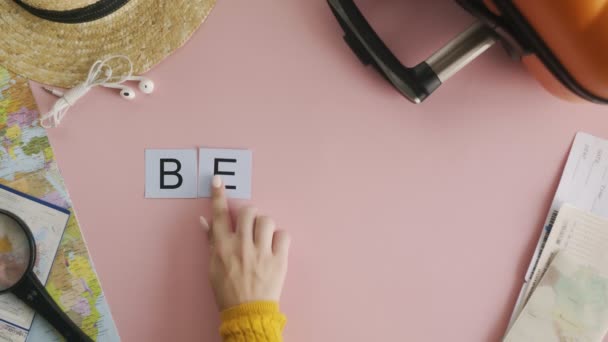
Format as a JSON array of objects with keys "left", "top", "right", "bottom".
[{"left": 220, "top": 301, "right": 286, "bottom": 341}]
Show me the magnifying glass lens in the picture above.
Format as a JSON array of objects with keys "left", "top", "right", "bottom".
[{"left": 0, "top": 214, "right": 32, "bottom": 291}]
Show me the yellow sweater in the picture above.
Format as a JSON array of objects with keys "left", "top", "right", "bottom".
[{"left": 220, "top": 302, "right": 286, "bottom": 342}]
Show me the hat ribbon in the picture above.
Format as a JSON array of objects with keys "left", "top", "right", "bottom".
[{"left": 12, "top": 0, "right": 129, "bottom": 23}]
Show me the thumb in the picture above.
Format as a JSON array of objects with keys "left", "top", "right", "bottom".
[
  {"left": 200, "top": 216, "right": 212, "bottom": 245},
  {"left": 200, "top": 216, "right": 210, "bottom": 231}
]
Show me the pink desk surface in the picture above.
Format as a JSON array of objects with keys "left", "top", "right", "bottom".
[{"left": 30, "top": 0, "right": 608, "bottom": 341}]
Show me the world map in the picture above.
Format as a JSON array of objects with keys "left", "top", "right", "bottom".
[{"left": 0, "top": 67, "right": 119, "bottom": 341}]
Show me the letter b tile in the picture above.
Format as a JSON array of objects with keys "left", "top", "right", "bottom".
[{"left": 145, "top": 149, "right": 198, "bottom": 198}]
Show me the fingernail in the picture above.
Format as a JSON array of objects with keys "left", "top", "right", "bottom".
[
  {"left": 212, "top": 175, "right": 222, "bottom": 188},
  {"left": 199, "top": 216, "right": 209, "bottom": 231}
]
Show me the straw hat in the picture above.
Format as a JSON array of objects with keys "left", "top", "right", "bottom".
[{"left": 0, "top": 0, "right": 216, "bottom": 87}]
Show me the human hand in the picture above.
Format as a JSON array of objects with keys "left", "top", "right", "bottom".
[{"left": 200, "top": 175, "right": 291, "bottom": 311}]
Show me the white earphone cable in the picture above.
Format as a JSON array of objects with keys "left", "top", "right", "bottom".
[{"left": 40, "top": 55, "right": 135, "bottom": 128}]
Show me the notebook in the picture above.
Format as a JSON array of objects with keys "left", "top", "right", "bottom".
[
  {"left": 506, "top": 205, "right": 608, "bottom": 341},
  {"left": 505, "top": 250, "right": 608, "bottom": 342},
  {"left": 510, "top": 132, "right": 608, "bottom": 326},
  {"left": 523, "top": 205, "right": 608, "bottom": 307}
]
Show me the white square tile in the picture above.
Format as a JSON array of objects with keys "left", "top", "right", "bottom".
[
  {"left": 198, "top": 148, "right": 252, "bottom": 199},
  {"left": 145, "top": 149, "right": 198, "bottom": 198}
]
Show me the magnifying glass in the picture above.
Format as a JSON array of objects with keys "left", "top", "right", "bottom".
[{"left": 0, "top": 209, "right": 93, "bottom": 342}]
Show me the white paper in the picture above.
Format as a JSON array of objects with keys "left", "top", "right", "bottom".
[
  {"left": 506, "top": 251, "right": 608, "bottom": 342},
  {"left": 0, "top": 185, "right": 70, "bottom": 341},
  {"left": 198, "top": 148, "right": 252, "bottom": 199},
  {"left": 510, "top": 132, "right": 608, "bottom": 324},
  {"left": 524, "top": 204, "right": 608, "bottom": 304},
  {"left": 145, "top": 149, "right": 198, "bottom": 198}
]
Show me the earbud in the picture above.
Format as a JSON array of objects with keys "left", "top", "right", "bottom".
[
  {"left": 120, "top": 87, "right": 136, "bottom": 100},
  {"left": 102, "top": 83, "right": 136, "bottom": 100},
  {"left": 86, "top": 74, "right": 153, "bottom": 100},
  {"left": 128, "top": 76, "right": 154, "bottom": 94}
]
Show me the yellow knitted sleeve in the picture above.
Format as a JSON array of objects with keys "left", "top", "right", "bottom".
[{"left": 220, "top": 301, "right": 286, "bottom": 342}]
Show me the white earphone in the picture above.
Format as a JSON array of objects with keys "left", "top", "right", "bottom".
[
  {"left": 130, "top": 76, "right": 155, "bottom": 94},
  {"left": 101, "top": 76, "right": 154, "bottom": 100},
  {"left": 40, "top": 55, "right": 155, "bottom": 128},
  {"left": 101, "top": 83, "right": 136, "bottom": 100}
]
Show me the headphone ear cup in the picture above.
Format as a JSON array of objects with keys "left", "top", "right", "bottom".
[
  {"left": 120, "top": 86, "right": 136, "bottom": 100},
  {"left": 138, "top": 79, "right": 154, "bottom": 94}
]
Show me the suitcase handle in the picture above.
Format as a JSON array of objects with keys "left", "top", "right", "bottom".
[{"left": 328, "top": 0, "right": 497, "bottom": 103}]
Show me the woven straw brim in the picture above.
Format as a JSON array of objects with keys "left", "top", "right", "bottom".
[{"left": 0, "top": 0, "right": 216, "bottom": 87}]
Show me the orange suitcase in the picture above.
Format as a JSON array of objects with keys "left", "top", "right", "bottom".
[{"left": 328, "top": 0, "right": 608, "bottom": 104}]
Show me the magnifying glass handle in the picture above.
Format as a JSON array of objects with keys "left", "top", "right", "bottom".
[{"left": 13, "top": 272, "right": 94, "bottom": 342}]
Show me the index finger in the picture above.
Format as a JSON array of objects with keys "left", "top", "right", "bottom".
[{"left": 211, "top": 175, "right": 232, "bottom": 239}]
